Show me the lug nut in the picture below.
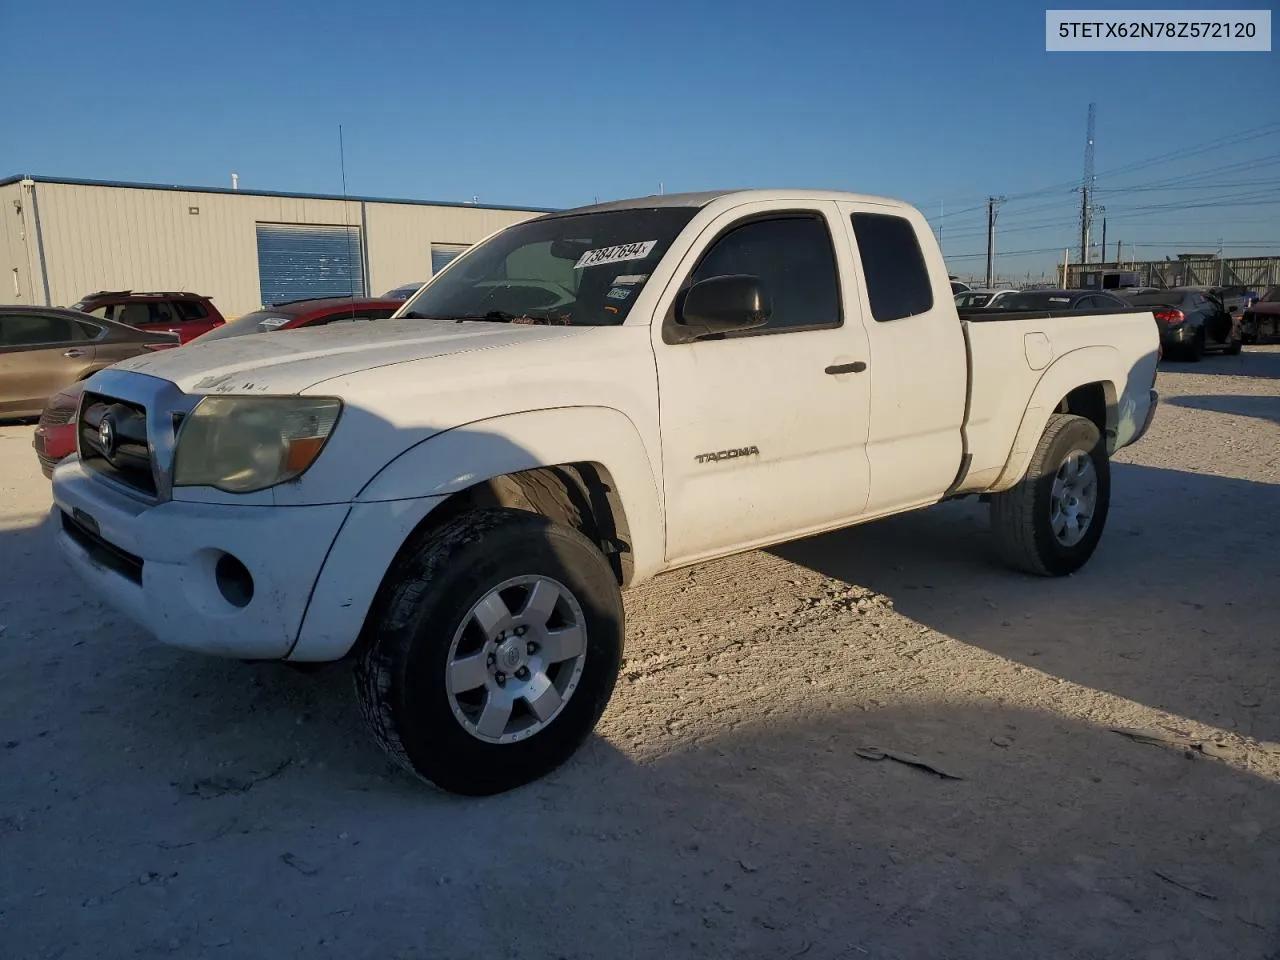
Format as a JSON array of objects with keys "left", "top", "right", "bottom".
[
  {"left": 495, "top": 672, "right": 506, "bottom": 686},
  {"left": 486, "top": 653, "right": 496, "bottom": 667},
  {"left": 515, "top": 667, "right": 530, "bottom": 681},
  {"left": 526, "top": 641, "right": 539, "bottom": 655},
  {"left": 514, "top": 625, "right": 528, "bottom": 637}
]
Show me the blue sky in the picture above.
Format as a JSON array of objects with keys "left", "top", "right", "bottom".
[{"left": 2, "top": 0, "right": 1277, "bottom": 277}]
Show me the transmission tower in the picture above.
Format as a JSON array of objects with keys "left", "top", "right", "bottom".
[{"left": 1079, "top": 103, "right": 1096, "bottom": 265}]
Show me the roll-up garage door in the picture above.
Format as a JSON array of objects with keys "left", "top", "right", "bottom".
[
  {"left": 430, "top": 243, "right": 471, "bottom": 275},
  {"left": 256, "top": 223, "right": 366, "bottom": 306}
]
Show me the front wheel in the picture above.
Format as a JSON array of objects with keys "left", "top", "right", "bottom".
[
  {"left": 989, "top": 413, "right": 1111, "bottom": 577},
  {"left": 354, "top": 508, "right": 624, "bottom": 795}
]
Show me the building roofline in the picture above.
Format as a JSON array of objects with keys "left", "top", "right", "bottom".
[{"left": 0, "top": 173, "right": 558, "bottom": 214}]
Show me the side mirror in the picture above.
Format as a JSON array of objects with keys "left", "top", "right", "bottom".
[{"left": 676, "top": 274, "right": 771, "bottom": 341}]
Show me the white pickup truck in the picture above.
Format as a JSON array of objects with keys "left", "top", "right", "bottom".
[{"left": 52, "top": 189, "right": 1160, "bottom": 795}]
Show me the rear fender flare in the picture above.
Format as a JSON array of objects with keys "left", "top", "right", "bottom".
[{"left": 990, "top": 346, "right": 1122, "bottom": 493}]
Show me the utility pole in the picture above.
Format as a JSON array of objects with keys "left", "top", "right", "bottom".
[
  {"left": 1116, "top": 239, "right": 1122, "bottom": 263},
  {"left": 1100, "top": 216, "right": 1107, "bottom": 264},
  {"left": 1079, "top": 102, "right": 1096, "bottom": 264},
  {"left": 985, "top": 196, "right": 1004, "bottom": 288}
]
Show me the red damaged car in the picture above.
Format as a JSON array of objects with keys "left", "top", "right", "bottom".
[{"left": 188, "top": 295, "right": 403, "bottom": 344}]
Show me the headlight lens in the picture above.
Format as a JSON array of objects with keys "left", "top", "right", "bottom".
[{"left": 173, "top": 396, "right": 342, "bottom": 493}]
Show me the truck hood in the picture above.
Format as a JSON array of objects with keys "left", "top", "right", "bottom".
[{"left": 107, "top": 319, "right": 591, "bottom": 395}]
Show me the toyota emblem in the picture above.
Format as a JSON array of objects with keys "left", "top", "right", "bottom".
[{"left": 98, "top": 415, "right": 116, "bottom": 456}]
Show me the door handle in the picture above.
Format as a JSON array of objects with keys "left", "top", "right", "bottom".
[
  {"left": 825, "top": 361, "right": 867, "bottom": 375},
  {"left": 63, "top": 348, "right": 87, "bottom": 359}
]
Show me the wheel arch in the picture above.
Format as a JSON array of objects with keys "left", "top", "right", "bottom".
[
  {"left": 289, "top": 407, "right": 664, "bottom": 663},
  {"left": 354, "top": 406, "right": 662, "bottom": 585},
  {"left": 989, "top": 346, "right": 1122, "bottom": 494}
]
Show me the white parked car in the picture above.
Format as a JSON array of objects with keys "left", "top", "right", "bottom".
[{"left": 52, "top": 189, "right": 1161, "bottom": 795}]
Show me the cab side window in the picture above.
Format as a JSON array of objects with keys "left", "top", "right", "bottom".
[
  {"left": 685, "top": 215, "right": 841, "bottom": 335},
  {"left": 850, "top": 213, "right": 934, "bottom": 322}
]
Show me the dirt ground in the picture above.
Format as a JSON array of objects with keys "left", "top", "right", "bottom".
[{"left": 2, "top": 349, "right": 1279, "bottom": 960}]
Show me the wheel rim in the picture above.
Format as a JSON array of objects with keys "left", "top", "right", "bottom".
[
  {"left": 445, "top": 575, "right": 588, "bottom": 745},
  {"left": 1050, "top": 450, "right": 1098, "bottom": 548}
]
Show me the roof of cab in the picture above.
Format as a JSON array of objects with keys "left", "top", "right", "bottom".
[{"left": 532, "top": 189, "right": 912, "bottom": 219}]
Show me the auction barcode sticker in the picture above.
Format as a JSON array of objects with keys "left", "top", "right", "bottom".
[
  {"left": 1046, "top": 10, "right": 1271, "bottom": 50},
  {"left": 575, "top": 241, "right": 658, "bottom": 269}
]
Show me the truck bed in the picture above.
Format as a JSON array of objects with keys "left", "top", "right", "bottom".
[{"left": 954, "top": 308, "right": 1159, "bottom": 494}]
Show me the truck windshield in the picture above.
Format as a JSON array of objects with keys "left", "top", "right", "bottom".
[{"left": 400, "top": 207, "right": 698, "bottom": 326}]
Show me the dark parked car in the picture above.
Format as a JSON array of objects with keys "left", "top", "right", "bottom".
[
  {"left": 381, "top": 281, "right": 427, "bottom": 301},
  {"left": 69, "top": 290, "right": 226, "bottom": 344},
  {"left": 1241, "top": 285, "right": 1280, "bottom": 344},
  {"left": 1, "top": 305, "right": 178, "bottom": 419},
  {"left": 977, "top": 289, "right": 1129, "bottom": 311},
  {"left": 187, "top": 296, "right": 403, "bottom": 344},
  {"left": 1118, "top": 288, "right": 1241, "bottom": 361}
]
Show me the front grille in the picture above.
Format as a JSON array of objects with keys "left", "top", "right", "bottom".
[
  {"left": 60, "top": 509, "right": 144, "bottom": 584},
  {"left": 78, "top": 392, "right": 157, "bottom": 497}
]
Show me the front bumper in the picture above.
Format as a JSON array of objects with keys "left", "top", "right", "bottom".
[
  {"left": 51, "top": 459, "right": 449, "bottom": 661},
  {"left": 33, "top": 423, "right": 76, "bottom": 479},
  {"left": 52, "top": 459, "right": 351, "bottom": 659}
]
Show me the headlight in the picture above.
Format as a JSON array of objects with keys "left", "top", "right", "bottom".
[{"left": 173, "top": 396, "right": 342, "bottom": 493}]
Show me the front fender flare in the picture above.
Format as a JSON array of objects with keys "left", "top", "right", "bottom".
[{"left": 356, "top": 405, "right": 665, "bottom": 581}]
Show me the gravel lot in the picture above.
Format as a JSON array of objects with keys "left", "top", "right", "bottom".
[{"left": 3, "top": 349, "right": 1279, "bottom": 960}]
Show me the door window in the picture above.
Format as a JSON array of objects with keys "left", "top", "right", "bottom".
[
  {"left": 683, "top": 214, "right": 841, "bottom": 335},
  {"left": 0, "top": 314, "right": 78, "bottom": 347}
]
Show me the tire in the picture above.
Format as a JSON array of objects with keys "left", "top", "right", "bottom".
[
  {"left": 989, "top": 413, "right": 1111, "bottom": 577},
  {"left": 354, "top": 508, "right": 624, "bottom": 795}
]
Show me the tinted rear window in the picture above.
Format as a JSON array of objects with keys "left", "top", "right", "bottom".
[{"left": 850, "top": 213, "right": 934, "bottom": 322}]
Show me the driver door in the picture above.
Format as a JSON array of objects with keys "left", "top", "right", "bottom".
[{"left": 651, "top": 200, "right": 873, "bottom": 565}]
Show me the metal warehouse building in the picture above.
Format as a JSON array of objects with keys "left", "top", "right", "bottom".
[{"left": 0, "top": 175, "right": 552, "bottom": 317}]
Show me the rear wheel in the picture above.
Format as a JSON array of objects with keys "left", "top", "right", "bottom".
[
  {"left": 354, "top": 508, "right": 624, "bottom": 795},
  {"left": 990, "top": 414, "right": 1110, "bottom": 577}
]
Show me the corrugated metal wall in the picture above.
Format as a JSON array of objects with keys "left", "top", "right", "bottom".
[{"left": 26, "top": 181, "right": 541, "bottom": 316}]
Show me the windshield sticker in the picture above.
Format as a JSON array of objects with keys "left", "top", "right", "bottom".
[
  {"left": 574, "top": 241, "right": 658, "bottom": 270},
  {"left": 613, "top": 274, "right": 649, "bottom": 285},
  {"left": 606, "top": 286, "right": 633, "bottom": 300},
  {"left": 1049, "top": 297, "right": 1071, "bottom": 303}
]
